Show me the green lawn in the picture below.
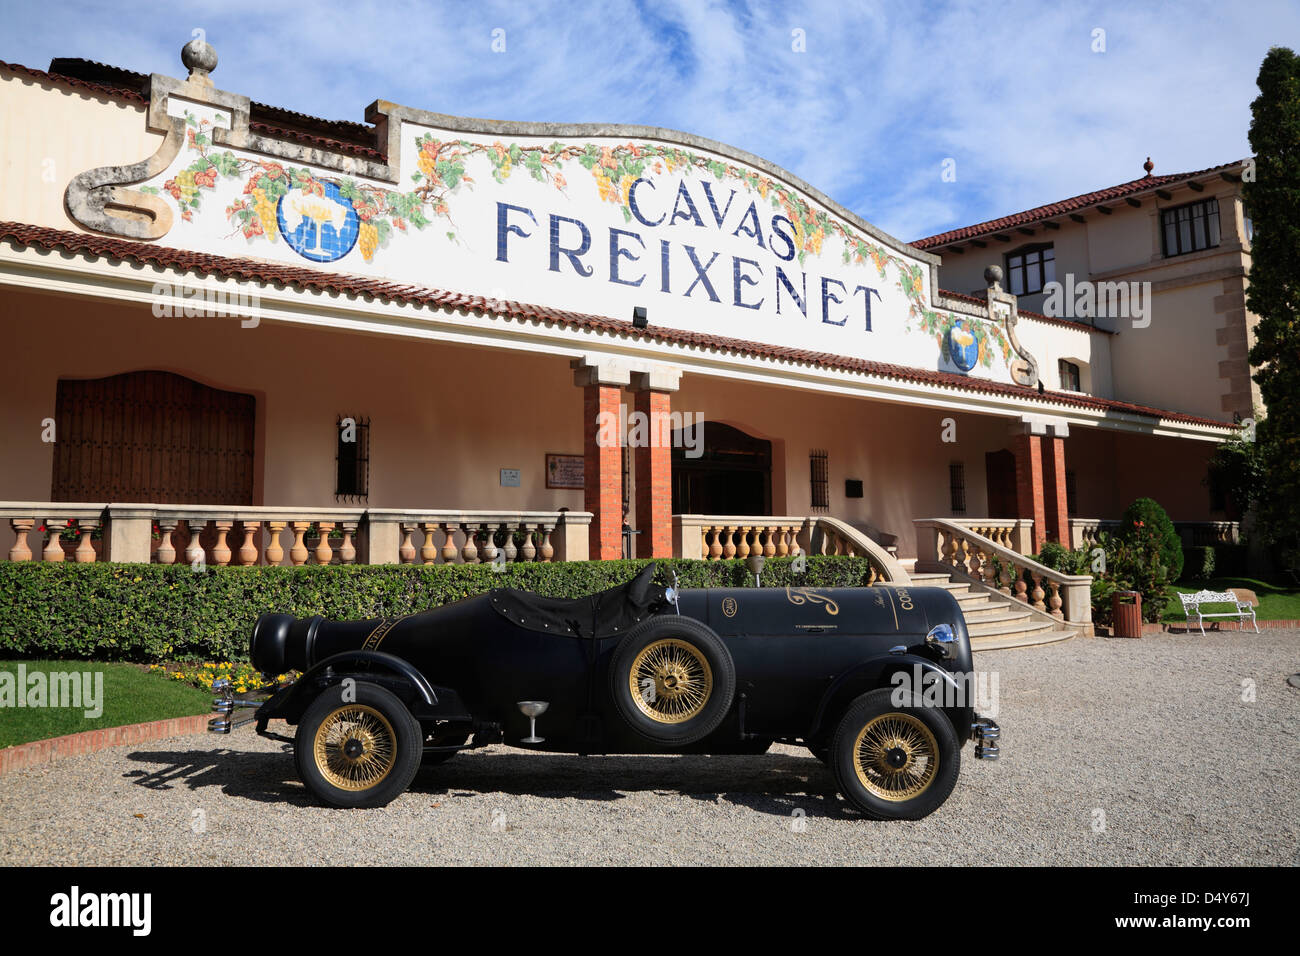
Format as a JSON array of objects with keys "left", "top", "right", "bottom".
[
  {"left": 0, "top": 660, "right": 210, "bottom": 749},
  {"left": 1163, "top": 577, "right": 1300, "bottom": 623}
]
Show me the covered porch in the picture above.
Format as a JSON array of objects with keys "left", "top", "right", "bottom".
[{"left": 0, "top": 237, "right": 1236, "bottom": 579}]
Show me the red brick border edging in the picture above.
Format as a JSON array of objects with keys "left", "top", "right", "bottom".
[
  {"left": 1094, "top": 619, "right": 1300, "bottom": 637},
  {"left": 0, "top": 713, "right": 211, "bottom": 776}
]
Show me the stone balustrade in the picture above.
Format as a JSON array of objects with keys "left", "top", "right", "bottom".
[
  {"left": 952, "top": 518, "right": 1034, "bottom": 554},
  {"left": 915, "top": 518, "right": 1092, "bottom": 628},
  {"left": 1070, "top": 518, "right": 1239, "bottom": 551},
  {"left": 1, "top": 503, "right": 591, "bottom": 565},
  {"left": 364, "top": 509, "right": 590, "bottom": 566},
  {"left": 1068, "top": 518, "right": 1121, "bottom": 550},
  {"left": 0, "top": 503, "right": 108, "bottom": 563},
  {"left": 674, "top": 516, "right": 807, "bottom": 563},
  {"left": 673, "top": 514, "right": 908, "bottom": 584},
  {"left": 1173, "top": 520, "right": 1240, "bottom": 547}
]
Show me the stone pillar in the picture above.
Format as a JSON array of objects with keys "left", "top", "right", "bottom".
[
  {"left": 573, "top": 357, "right": 631, "bottom": 560},
  {"left": 359, "top": 510, "right": 400, "bottom": 565},
  {"left": 105, "top": 507, "right": 154, "bottom": 563},
  {"left": 552, "top": 511, "right": 591, "bottom": 561},
  {"left": 1012, "top": 428, "right": 1047, "bottom": 553},
  {"left": 630, "top": 367, "right": 681, "bottom": 559},
  {"left": 1042, "top": 424, "right": 1070, "bottom": 546}
]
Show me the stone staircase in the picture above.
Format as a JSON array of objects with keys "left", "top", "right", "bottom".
[{"left": 908, "top": 571, "right": 1078, "bottom": 651}]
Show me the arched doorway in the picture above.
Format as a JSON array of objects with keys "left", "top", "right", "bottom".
[
  {"left": 51, "top": 370, "right": 255, "bottom": 504},
  {"left": 671, "top": 422, "right": 772, "bottom": 515}
]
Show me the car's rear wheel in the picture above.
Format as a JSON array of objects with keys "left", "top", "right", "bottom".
[
  {"left": 830, "top": 688, "right": 960, "bottom": 821},
  {"left": 609, "top": 616, "right": 735, "bottom": 746},
  {"left": 295, "top": 681, "right": 422, "bottom": 808}
]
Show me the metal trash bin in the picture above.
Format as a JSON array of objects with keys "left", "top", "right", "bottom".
[{"left": 1112, "top": 590, "right": 1143, "bottom": 638}]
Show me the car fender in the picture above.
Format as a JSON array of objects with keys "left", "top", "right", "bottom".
[
  {"left": 258, "top": 650, "right": 455, "bottom": 725},
  {"left": 809, "top": 653, "right": 972, "bottom": 743}
]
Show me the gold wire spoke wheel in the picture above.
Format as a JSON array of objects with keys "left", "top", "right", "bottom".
[
  {"left": 312, "top": 704, "right": 398, "bottom": 792},
  {"left": 852, "top": 712, "right": 940, "bottom": 802},
  {"left": 628, "top": 638, "right": 714, "bottom": 724}
]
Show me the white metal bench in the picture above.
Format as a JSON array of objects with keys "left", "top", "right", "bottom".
[{"left": 1178, "top": 590, "right": 1259, "bottom": 635}]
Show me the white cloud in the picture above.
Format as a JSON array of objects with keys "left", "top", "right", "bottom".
[{"left": 1, "top": 0, "right": 1293, "bottom": 242}]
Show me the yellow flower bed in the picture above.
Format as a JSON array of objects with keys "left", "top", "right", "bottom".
[{"left": 149, "top": 661, "right": 292, "bottom": 694}]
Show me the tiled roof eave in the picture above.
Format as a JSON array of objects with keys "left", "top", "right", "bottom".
[
  {"left": 0, "top": 59, "right": 148, "bottom": 105},
  {"left": 937, "top": 288, "right": 1112, "bottom": 335},
  {"left": 0, "top": 61, "right": 382, "bottom": 163},
  {"left": 913, "top": 160, "right": 1245, "bottom": 249},
  {"left": 0, "top": 220, "right": 1233, "bottom": 432}
]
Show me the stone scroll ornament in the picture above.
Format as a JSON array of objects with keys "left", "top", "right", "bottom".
[
  {"left": 64, "top": 36, "right": 395, "bottom": 242},
  {"left": 63, "top": 38, "right": 223, "bottom": 239},
  {"left": 983, "top": 265, "right": 1040, "bottom": 388}
]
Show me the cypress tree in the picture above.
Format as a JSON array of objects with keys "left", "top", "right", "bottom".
[{"left": 1245, "top": 47, "right": 1300, "bottom": 566}]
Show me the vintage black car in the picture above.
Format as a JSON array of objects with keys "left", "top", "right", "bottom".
[{"left": 210, "top": 564, "right": 999, "bottom": 820}]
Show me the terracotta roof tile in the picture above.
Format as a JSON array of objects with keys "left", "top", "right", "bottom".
[
  {"left": 246, "top": 121, "right": 384, "bottom": 161},
  {"left": 44, "top": 57, "right": 376, "bottom": 143},
  {"left": 913, "top": 161, "right": 1245, "bottom": 248},
  {"left": 0, "top": 60, "right": 383, "bottom": 161},
  {"left": 0, "top": 226, "right": 1231, "bottom": 430},
  {"left": 938, "top": 288, "right": 1112, "bottom": 335},
  {"left": 0, "top": 59, "right": 148, "bottom": 105}
]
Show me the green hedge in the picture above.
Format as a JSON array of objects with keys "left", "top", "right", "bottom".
[
  {"left": 1188, "top": 545, "right": 1216, "bottom": 581},
  {"left": 0, "top": 556, "right": 878, "bottom": 663}
]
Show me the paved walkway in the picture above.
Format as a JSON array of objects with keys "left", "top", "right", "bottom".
[{"left": 2, "top": 628, "right": 1297, "bottom": 865}]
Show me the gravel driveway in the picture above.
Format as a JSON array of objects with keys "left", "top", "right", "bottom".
[{"left": 3, "top": 628, "right": 1297, "bottom": 866}]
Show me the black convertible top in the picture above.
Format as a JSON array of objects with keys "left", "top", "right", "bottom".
[{"left": 488, "top": 563, "right": 665, "bottom": 639}]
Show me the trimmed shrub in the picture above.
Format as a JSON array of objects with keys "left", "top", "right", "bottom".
[
  {"left": 1120, "top": 497, "right": 1183, "bottom": 583},
  {"left": 1190, "top": 546, "right": 1216, "bottom": 581},
  {"left": 0, "top": 556, "right": 878, "bottom": 663}
]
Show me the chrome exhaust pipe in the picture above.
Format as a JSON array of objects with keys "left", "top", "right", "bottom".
[
  {"left": 971, "top": 717, "right": 1001, "bottom": 760},
  {"left": 208, "top": 677, "right": 277, "bottom": 734}
]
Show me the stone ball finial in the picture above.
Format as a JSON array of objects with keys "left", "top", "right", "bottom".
[
  {"left": 984, "top": 265, "right": 1003, "bottom": 287},
  {"left": 182, "top": 36, "right": 218, "bottom": 75},
  {"left": 1143, "top": 156, "right": 1154, "bottom": 176}
]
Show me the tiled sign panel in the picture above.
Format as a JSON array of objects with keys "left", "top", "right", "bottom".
[{"left": 140, "top": 104, "right": 1013, "bottom": 381}]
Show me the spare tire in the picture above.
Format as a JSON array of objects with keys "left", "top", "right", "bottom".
[{"left": 609, "top": 616, "right": 735, "bottom": 746}]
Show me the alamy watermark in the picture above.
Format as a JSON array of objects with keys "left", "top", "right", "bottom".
[
  {"left": 1041, "top": 274, "right": 1151, "bottom": 329},
  {"left": 0, "top": 664, "right": 103, "bottom": 718},
  {"left": 889, "top": 665, "right": 999, "bottom": 717},
  {"left": 595, "top": 404, "right": 704, "bottom": 458},
  {"left": 151, "top": 279, "right": 261, "bottom": 327},
  {"left": 49, "top": 886, "right": 150, "bottom": 936}
]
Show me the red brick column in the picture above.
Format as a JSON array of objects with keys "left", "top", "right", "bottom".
[
  {"left": 633, "top": 388, "right": 672, "bottom": 558},
  {"left": 583, "top": 382, "right": 624, "bottom": 560},
  {"left": 1042, "top": 434, "right": 1069, "bottom": 546},
  {"left": 1013, "top": 431, "right": 1047, "bottom": 552}
]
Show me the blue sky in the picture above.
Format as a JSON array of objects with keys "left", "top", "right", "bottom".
[{"left": 1, "top": 0, "right": 1294, "bottom": 242}]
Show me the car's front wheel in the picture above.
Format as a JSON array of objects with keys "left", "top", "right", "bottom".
[
  {"left": 295, "top": 681, "right": 422, "bottom": 808},
  {"left": 830, "top": 688, "right": 960, "bottom": 820}
]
